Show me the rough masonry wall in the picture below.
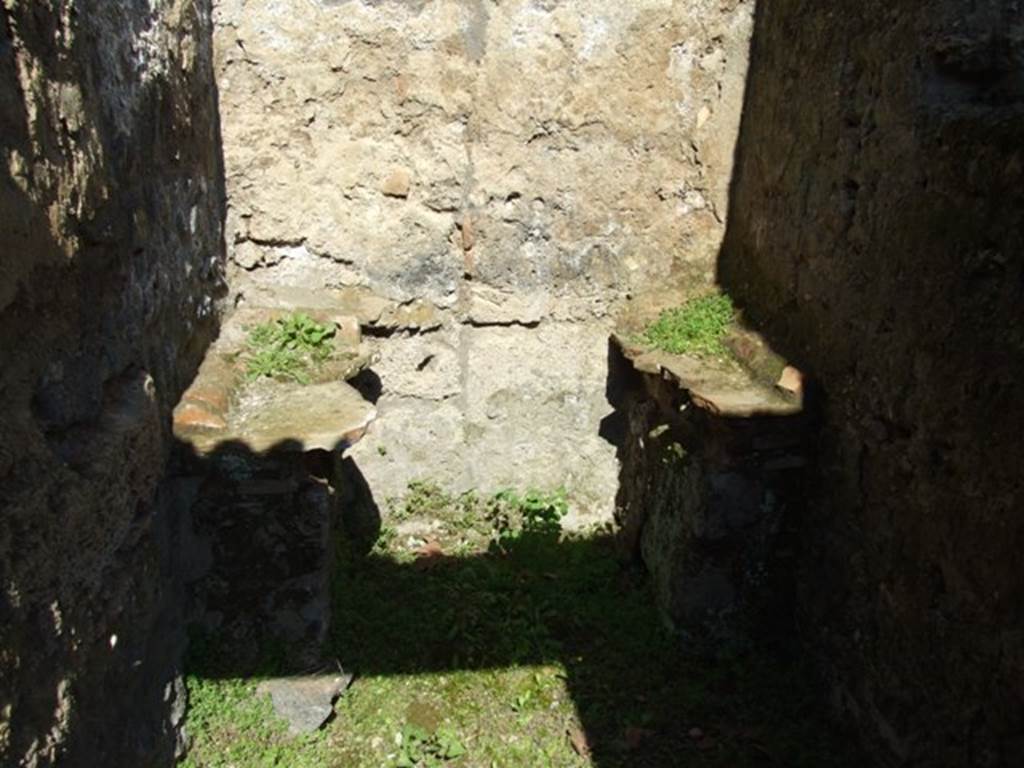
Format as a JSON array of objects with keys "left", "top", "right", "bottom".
[
  {"left": 719, "top": 2, "right": 1024, "bottom": 765},
  {"left": 213, "top": 0, "right": 754, "bottom": 510},
  {"left": 0, "top": 1, "right": 224, "bottom": 764}
]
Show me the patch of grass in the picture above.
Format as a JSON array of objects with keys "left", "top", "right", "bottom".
[
  {"left": 395, "top": 723, "right": 466, "bottom": 767},
  {"left": 641, "top": 293, "right": 735, "bottom": 357},
  {"left": 183, "top": 481, "right": 865, "bottom": 768},
  {"left": 385, "top": 483, "right": 571, "bottom": 556},
  {"left": 180, "top": 676, "right": 332, "bottom": 768},
  {"left": 244, "top": 312, "right": 336, "bottom": 384},
  {"left": 393, "top": 480, "right": 459, "bottom": 521}
]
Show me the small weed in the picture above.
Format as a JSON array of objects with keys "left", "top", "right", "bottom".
[
  {"left": 245, "top": 312, "right": 336, "bottom": 383},
  {"left": 641, "top": 293, "right": 735, "bottom": 357},
  {"left": 511, "top": 691, "right": 533, "bottom": 712},
  {"left": 395, "top": 724, "right": 466, "bottom": 767},
  {"left": 488, "top": 487, "right": 568, "bottom": 553},
  {"left": 403, "top": 480, "right": 456, "bottom": 519},
  {"left": 386, "top": 481, "right": 490, "bottom": 539},
  {"left": 374, "top": 524, "right": 397, "bottom": 554}
]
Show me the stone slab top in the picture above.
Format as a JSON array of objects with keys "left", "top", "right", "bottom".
[
  {"left": 612, "top": 332, "right": 803, "bottom": 418},
  {"left": 173, "top": 304, "right": 377, "bottom": 455},
  {"left": 200, "top": 379, "right": 377, "bottom": 455}
]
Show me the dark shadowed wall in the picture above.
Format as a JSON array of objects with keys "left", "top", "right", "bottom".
[
  {"left": 720, "top": 2, "right": 1024, "bottom": 765},
  {"left": 0, "top": 1, "right": 224, "bottom": 764}
]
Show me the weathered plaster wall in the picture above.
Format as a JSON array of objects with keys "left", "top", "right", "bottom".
[
  {"left": 720, "top": 2, "right": 1024, "bottom": 764},
  {"left": 212, "top": 0, "right": 754, "bottom": 510},
  {"left": 0, "top": 1, "right": 224, "bottom": 764}
]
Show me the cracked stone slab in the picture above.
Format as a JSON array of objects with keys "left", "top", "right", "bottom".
[{"left": 182, "top": 379, "right": 377, "bottom": 454}]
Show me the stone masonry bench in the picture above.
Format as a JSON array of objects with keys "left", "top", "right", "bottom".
[
  {"left": 172, "top": 303, "right": 377, "bottom": 671},
  {"left": 611, "top": 329, "right": 809, "bottom": 648}
]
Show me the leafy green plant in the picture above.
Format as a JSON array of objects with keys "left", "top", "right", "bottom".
[
  {"left": 641, "top": 293, "right": 735, "bottom": 357},
  {"left": 386, "top": 481, "right": 486, "bottom": 538},
  {"left": 395, "top": 724, "right": 466, "bottom": 767},
  {"left": 402, "top": 480, "right": 455, "bottom": 519},
  {"left": 244, "top": 312, "right": 336, "bottom": 383},
  {"left": 488, "top": 487, "right": 569, "bottom": 553},
  {"left": 373, "top": 523, "right": 397, "bottom": 554},
  {"left": 511, "top": 690, "right": 533, "bottom": 712}
]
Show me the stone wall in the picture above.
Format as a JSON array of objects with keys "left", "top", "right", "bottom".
[
  {"left": 0, "top": 1, "right": 224, "bottom": 764},
  {"left": 212, "top": 0, "right": 755, "bottom": 511},
  {"left": 719, "top": 2, "right": 1024, "bottom": 764}
]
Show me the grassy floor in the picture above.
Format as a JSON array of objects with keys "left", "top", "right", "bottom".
[{"left": 182, "top": 484, "right": 863, "bottom": 767}]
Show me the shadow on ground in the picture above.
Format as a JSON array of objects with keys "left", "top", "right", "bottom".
[{"left": 186, "top": 483, "right": 864, "bottom": 768}]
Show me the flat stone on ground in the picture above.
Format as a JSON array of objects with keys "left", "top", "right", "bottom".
[{"left": 257, "top": 671, "right": 353, "bottom": 735}]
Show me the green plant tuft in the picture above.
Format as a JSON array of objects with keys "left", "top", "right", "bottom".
[
  {"left": 395, "top": 724, "right": 466, "bottom": 767},
  {"left": 244, "top": 312, "right": 336, "bottom": 383},
  {"left": 641, "top": 293, "right": 735, "bottom": 357},
  {"left": 487, "top": 487, "right": 568, "bottom": 553}
]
